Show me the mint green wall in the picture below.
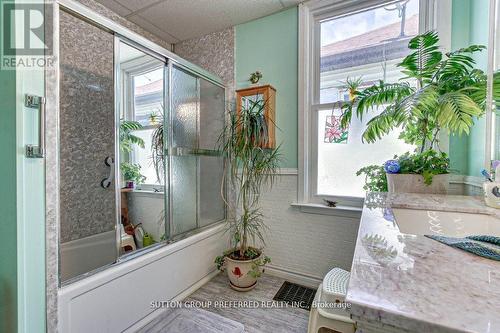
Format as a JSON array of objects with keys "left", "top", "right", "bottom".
[
  {"left": 449, "top": 0, "right": 470, "bottom": 175},
  {"left": 449, "top": 0, "right": 490, "bottom": 177},
  {"left": 235, "top": 7, "right": 298, "bottom": 168},
  {"left": 0, "top": 1, "right": 18, "bottom": 331},
  {"left": 467, "top": 0, "right": 489, "bottom": 177}
]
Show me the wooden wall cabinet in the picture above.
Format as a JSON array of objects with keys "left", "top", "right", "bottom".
[{"left": 236, "top": 85, "right": 276, "bottom": 149}]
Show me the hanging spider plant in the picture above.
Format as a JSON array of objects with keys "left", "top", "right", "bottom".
[{"left": 151, "top": 119, "right": 164, "bottom": 185}]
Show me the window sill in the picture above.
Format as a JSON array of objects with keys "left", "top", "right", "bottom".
[
  {"left": 290, "top": 202, "right": 362, "bottom": 218},
  {"left": 127, "top": 189, "right": 164, "bottom": 196}
]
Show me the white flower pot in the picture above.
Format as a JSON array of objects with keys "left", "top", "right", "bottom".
[
  {"left": 224, "top": 254, "right": 262, "bottom": 292},
  {"left": 386, "top": 173, "right": 449, "bottom": 194}
]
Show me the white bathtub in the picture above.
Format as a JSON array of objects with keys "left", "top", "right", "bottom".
[
  {"left": 58, "top": 223, "right": 228, "bottom": 333},
  {"left": 60, "top": 230, "right": 117, "bottom": 282}
]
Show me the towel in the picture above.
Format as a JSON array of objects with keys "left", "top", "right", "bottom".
[{"left": 424, "top": 235, "right": 500, "bottom": 261}]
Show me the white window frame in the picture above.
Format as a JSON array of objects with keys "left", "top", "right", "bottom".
[
  {"left": 121, "top": 59, "right": 165, "bottom": 189},
  {"left": 297, "top": 0, "right": 452, "bottom": 208}
]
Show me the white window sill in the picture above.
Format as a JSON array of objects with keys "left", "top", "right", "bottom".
[{"left": 291, "top": 202, "right": 362, "bottom": 218}]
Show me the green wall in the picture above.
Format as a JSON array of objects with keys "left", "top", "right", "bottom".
[
  {"left": 449, "top": 0, "right": 490, "bottom": 177},
  {"left": 449, "top": 0, "right": 471, "bottom": 175},
  {"left": 467, "top": 0, "right": 489, "bottom": 177},
  {"left": 0, "top": 0, "right": 18, "bottom": 330},
  {"left": 235, "top": 7, "right": 298, "bottom": 168}
]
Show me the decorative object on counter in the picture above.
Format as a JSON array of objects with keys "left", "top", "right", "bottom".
[
  {"left": 482, "top": 168, "right": 494, "bottom": 182},
  {"left": 249, "top": 70, "right": 262, "bottom": 84},
  {"left": 340, "top": 31, "right": 500, "bottom": 194},
  {"left": 120, "top": 162, "right": 146, "bottom": 189},
  {"left": 425, "top": 235, "right": 500, "bottom": 261},
  {"left": 215, "top": 99, "right": 281, "bottom": 291},
  {"left": 235, "top": 85, "right": 276, "bottom": 149},
  {"left": 383, "top": 160, "right": 400, "bottom": 174},
  {"left": 483, "top": 181, "right": 500, "bottom": 208}
]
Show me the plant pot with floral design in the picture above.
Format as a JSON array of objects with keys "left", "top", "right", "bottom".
[{"left": 216, "top": 248, "right": 270, "bottom": 291}]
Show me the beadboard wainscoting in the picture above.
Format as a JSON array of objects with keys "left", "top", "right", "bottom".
[{"left": 259, "top": 170, "right": 361, "bottom": 287}]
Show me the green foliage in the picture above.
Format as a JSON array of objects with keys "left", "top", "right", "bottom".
[
  {"left": 119, "top": 120, "right": 144, "bottom": 153},
  {"left": 120, "top": 162, "right": 146, "bottom": 184},
  {"left": 397, "top": 150, "right": 450, "bottom": 185},
  {"left": 358, "top": 150, "right": 451, "bottom": 190},
  {"left": 356, "top": 165, "right": 388, "bottom": 192},
  {"left": 249, "top": 256, "right": 271, "bottom": 279},
  {"left": 219, "top": 99, "right": 281, "bottom": 258},
  {"left": 340, "top": 31, "right": 495, "bottom": 152}
]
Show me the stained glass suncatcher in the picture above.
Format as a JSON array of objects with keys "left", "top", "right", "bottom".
[{"left": 324, "top": 115, "right": 348, "bottom": 143}]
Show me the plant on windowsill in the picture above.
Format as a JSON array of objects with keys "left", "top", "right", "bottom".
[
  {"left": 120, "top": 162, "right": 146, "bottom": 189},
  {"left": 119, "top": 120, "right": 146, "bottom": 188},
  {"left": 341, "top": 31, "right": 500, "bottom": 194},
  {"left": 215, "top": 99, "right": 281, "bottom": 291}
]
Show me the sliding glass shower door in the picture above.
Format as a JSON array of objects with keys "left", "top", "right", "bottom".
[
  {"left": 58, "top": 14, "right": 226, "bottom": 282},
  {"left": 169, "top": 65, "right": 226, "bottom": 238}
]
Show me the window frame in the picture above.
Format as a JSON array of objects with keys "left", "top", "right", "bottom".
[
  {"left": 121, "top": 59, "right": 165, "bottom": 188},
  {"left": 298, "top": 0, "right": 452, "bottom": 208}
]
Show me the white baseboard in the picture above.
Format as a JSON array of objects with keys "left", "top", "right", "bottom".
[
  {"left": 123, "top": 269, "right": 220, "bottom": 333},
  {"left": 265, "top": 264, "right": 322, "bottom": 289}
]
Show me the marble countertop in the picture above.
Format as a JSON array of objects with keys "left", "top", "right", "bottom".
[{"left": 346, "top": 193, "right": 500, "bottom": 333}]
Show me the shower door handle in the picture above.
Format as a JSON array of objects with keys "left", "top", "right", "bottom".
[
  {"left": 25, "top": 94, "right": 46, "bottom": 158},
  {"left": 101, "top": 156, "right": 115, "bottom": 188}
]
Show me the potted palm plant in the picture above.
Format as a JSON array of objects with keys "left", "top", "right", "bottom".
[
  {"left": 215, "top": 99, "right": 281, "bottom": 291},
  {"left": 341, "top": 31, "right": 500, "bottom": 193}
]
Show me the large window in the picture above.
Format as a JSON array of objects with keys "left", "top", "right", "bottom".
[
  {"left": 299, "top": 0, "right": 450, "bottom": 205},
  {"left": 317, "top": 0, "right": 418, "bottom": 198},
  {"left": 121, "top": 52, "right": 164, "bottom": 187}
]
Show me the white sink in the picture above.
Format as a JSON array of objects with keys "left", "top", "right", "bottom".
[{"left": 392, "top": 208, "right": 500, "bottom": 237}]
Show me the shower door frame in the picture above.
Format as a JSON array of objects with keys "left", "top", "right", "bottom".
[{"left": 53, "top": 0, "right": 227, "bottom": 284}]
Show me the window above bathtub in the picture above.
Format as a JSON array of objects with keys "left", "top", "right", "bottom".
[
  {"left": 298, "top": 0, "right": 452, "bottom": 208},
  {"left": 120, "top": 53, "right": 165, "bottom": 186}
]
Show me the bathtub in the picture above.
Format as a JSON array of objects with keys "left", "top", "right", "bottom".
[
  {"left": 60, "top": 230, "right": 117, "bottom": 282},
  {"left": 58, "top": 223, "right": 228, "bottom": 333}
]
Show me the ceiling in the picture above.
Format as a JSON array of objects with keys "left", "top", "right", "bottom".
[{"left": 95, "top": 0, "right": 303, "bottom": 44}]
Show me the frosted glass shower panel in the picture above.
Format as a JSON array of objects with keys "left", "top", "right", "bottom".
[
  {"left": 199, "top": 156, "right": 225, "bottom": 227},
  {"left": 172, "top": 66, "right": 198, "bottom": 148},
  {"left": 199, "top": 78, "right": 225, "bottom": 150},
  {"left": 171, "top": 155, "right": 198, "bottom": 235}
]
